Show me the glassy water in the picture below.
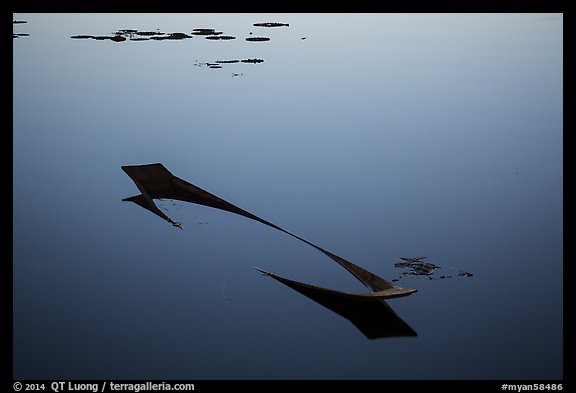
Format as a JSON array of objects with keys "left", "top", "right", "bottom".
[{"left": 13, "top": 13, "right": 563, "bottom": 379}]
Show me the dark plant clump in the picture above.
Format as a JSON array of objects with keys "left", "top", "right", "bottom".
[
  {"left": 253, "top": 22, "right": 289, "bottom": 27},
  {"left": 245, "top": 37, "right": 270, "bottom": 42}
]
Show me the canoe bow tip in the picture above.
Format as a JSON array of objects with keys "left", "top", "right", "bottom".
[
  {"left": 397, "top": 287, "right": 418, "bottom": 297},
  {"left": 254, "top": 267, "right": 273, "bottom": 277}
]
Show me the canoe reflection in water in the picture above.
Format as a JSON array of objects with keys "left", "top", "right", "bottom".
[
  {"left": 255, "top": 268, "right": 417, "bottom": 338},
  {"left": 122, "top": 163, "right": 417, "bottom": 339}
]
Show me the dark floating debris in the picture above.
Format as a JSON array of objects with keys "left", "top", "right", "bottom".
[
  {"left": 205, "top": 35, "right": 236, "bottom": 40},
  {"left": 71, "top": 29, "right": 192, "bottom": 42},
  {"left": 395, "top": 258, "right": 439, "bottom": 276},
  {"left": 135, "top": 31, "right": 164, "bottom": 36},
  {"left": 161, "top": 32, "right": 192, "bottom": 38},
  {"left": 194, "top": 58, "right": 263, "bottom": 70},
  {"left": 253, "top": 22, "right": 289, "bottom": 27},
  {"left": 241, "top": 58, "right": 264, "bottom": 63},
  {"left": 400, "top": 256, "right": 427, "bottom": 262},
  {"left": 169, "top": 32, "right": 193, "bottom": 39},
  {"left": 110, "top": 35, "right": 127, "bottom": 42},
  {"left": 245, "top": 36, "right": 270, "bottom": 42},
  {"left": 394, "top": 257, "right": 473, "bottom": 280},
  {"left": 71, "top": 34, "right": 125, "bottom": 42},
  {"left": 150, "top": 32, "right": 192, "bottom": 40},
  {"left": 192, "top": 28, "right": 223, "bottom": 36},
  {"left": 13, "top": 20, "right": 29, "bottom": 39},
  {"left": 68, "top": 22, "right": 294, "bottom": 76}
]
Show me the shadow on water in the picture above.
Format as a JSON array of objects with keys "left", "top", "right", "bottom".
[{"left": 121, "top": 163, "right": 418, "bottom": 339}]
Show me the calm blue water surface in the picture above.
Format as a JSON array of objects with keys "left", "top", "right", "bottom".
[{"left": 13, "top": 13, "right": 563, "bottom": 379}]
